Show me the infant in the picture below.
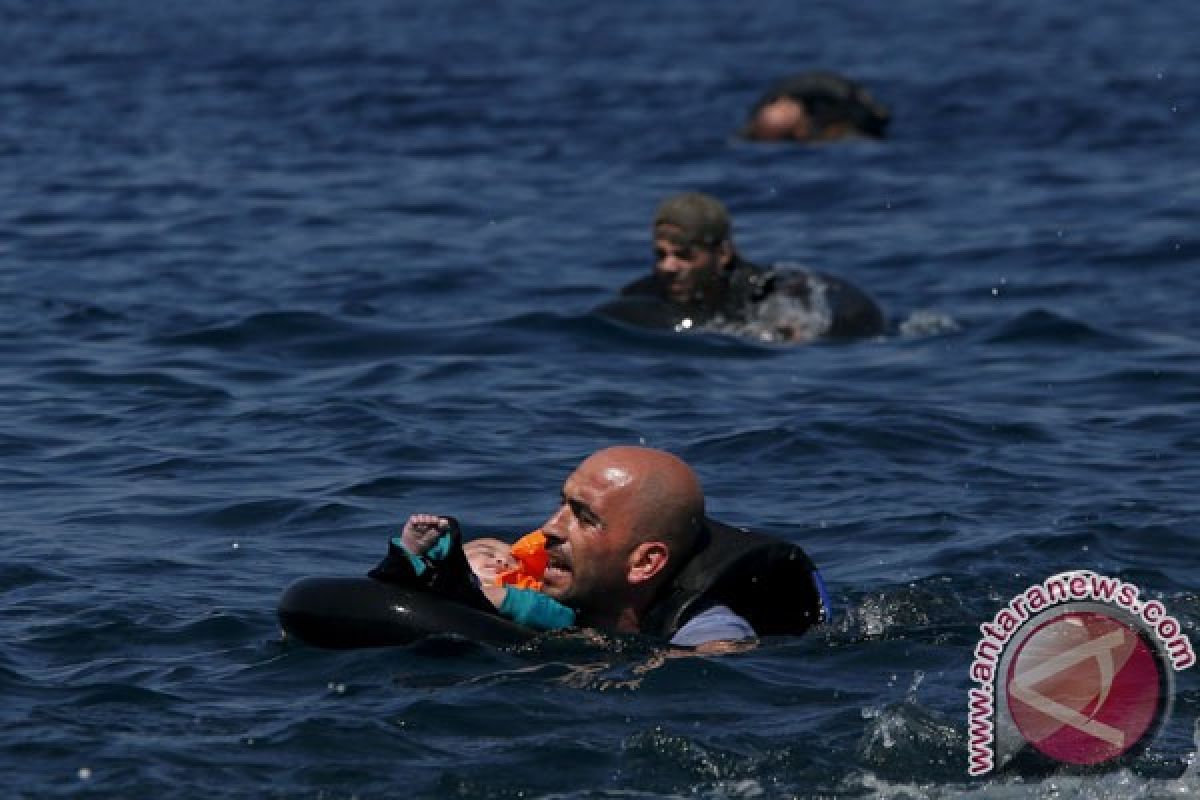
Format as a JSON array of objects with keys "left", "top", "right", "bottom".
[{"left": 371, "top": 513, "right": 575, "bottom": 631}]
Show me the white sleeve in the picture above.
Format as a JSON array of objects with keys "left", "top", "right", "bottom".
[{"left": 668, "top": 604, "right": 756, "bottom": 647}]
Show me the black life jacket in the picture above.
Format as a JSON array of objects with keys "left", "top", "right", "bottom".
[{"left": 640, "top": 518, "right": 828, "bottom": 639}]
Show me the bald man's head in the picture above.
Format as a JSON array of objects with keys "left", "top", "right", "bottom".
[
  {"left": 600, "top": 447, "right": 705, "bottom": 559},
  {"left": 538, "top": 446, "right": 706, "bottom": 627}
]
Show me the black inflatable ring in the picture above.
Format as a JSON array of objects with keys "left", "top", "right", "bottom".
[{"left": 278, "top": 577, "right": 535, "bottom": 649}]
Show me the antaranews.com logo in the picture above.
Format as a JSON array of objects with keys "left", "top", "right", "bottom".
[{"left": 968, "top": 571, "right": 1195, "bottom": 775}]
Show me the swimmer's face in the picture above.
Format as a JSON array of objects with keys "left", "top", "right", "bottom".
[
  {"left": 463, "top": 539, "right": 518, "bottom": 585},
  {"left": 653, "top": 226, "right": 732, "bottom": 306},
  {"left": 538, "top": 452, "right": 642, "bottom": 611},
  {"left": 745, "top": 97, "right": 812, "bottom": 141}
]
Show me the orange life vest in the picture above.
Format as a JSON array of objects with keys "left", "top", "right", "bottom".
[{"left": 495, "top": 530, "right": 549, "bottom": 590}]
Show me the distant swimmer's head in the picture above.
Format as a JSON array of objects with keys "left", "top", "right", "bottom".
[
  {"left": 746, "top": 96, "right": 812, "bottom": 141},
  {"left": 463, "top": 538, "right": 518, "bottom": 586},
  {"left": 652, "top": 192, "right": 736, "bottom": 307},
  {"left": 742, "top": 71, "right": 890, "bottom": 143}
]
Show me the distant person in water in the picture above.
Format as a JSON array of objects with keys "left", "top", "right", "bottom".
[
  {"left": 596, "top": 192, "right": 886, "bottom": 343},
  {"left": 741, "top": 71, "right": 890, "bottom": 143},
  {"left": 369, "top": 514, "right": 576, "bottom": 631}
]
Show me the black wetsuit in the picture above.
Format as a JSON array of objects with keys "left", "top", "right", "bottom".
[{"left": 597, "top": 257, "right": 886, "bottom": 342}]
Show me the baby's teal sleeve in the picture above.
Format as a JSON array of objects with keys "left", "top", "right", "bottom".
[
  {"left": 389, "top": 532, "right": 454, "bottom": 577},
  {"left": 499, "top": 589, "right": 576, "bottom": 631}
]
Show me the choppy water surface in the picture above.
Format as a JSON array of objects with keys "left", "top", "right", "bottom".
[{"left": 2, "top": 1, "right": 1198, "bottom": 797}]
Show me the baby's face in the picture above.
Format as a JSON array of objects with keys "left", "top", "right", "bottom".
[{"left": 463, "top": 538, "right": 518, "bottom": 585}]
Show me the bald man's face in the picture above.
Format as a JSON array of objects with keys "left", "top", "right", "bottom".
[{"left": 538, "top": 454, "right": 643, "bottom": 609}]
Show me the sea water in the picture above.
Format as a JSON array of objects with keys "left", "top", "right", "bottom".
[{"left": 2, "top": 1, "right": 1197, "bottom": 797}]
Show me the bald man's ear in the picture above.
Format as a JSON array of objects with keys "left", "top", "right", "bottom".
[{"left": 627, "top": 541, "right": 670, "bottom": 585}]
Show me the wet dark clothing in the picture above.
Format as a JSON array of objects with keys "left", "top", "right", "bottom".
[
  {"left": 597, "top": 257, "right": 885, "bottom": 342},
  {"left": 368, "top": 518, "right": 497, "bottom": 615},
  {"left": 641, "top": 518, "right": 827, "bottom": 640}
]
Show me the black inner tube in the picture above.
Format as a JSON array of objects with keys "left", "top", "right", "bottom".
[{"left": 277, "top": 576, "right": 535, "bottom": 649}]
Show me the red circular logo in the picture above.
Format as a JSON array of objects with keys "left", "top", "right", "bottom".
[{"left": 1005, "top": 611, "right": 1162, "bottom": 765}]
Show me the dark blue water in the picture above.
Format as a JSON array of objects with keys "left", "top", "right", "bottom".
[{"left": 3, "top": 1, "right": 1198, "bottom": 796}]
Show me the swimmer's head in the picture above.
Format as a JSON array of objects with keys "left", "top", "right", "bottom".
[
  {"left": 742, "top": 71, "right": 890, "bottom": 143},
  {"left": 654, "top": 192, "right": 730, "bottom": 250},
  {"left": 538, "top": 446, "right": 704, "bottom": 624},
  {"left": 463, "top": 538, "right": 519, "bottom": 585},
  {"left": 652, "top": 192, "right": 735, "bottom": 306},
  {"left": 745, "top": 96, "right": 811, "bottom": 141}
]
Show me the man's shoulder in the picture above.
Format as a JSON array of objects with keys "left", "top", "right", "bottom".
[
  {"left": 617, "top": 274, "right": 660, "bottom": 297},
  {"left": 595, "top": 275, "right": 685, "bottom": 330},
  {"left": 668, "top": 604, "right": 756, "bottom": 647},
  {"left": 751, "top": 263, "right": 887, "bottom": 337}
]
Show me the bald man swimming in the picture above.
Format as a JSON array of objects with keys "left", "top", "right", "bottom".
[{"left": 369, "top": 446, "right": 827, "bottom": 648}]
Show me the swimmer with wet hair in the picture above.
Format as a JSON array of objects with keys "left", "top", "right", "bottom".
[
  {"left": 742, "top": 71, "right": 890, "bottom": 143},
  {"left": 597, "top": 191, "right": 886, "bottom": 343},
  {"left": 371, "top": 513, "right": 576, "bottom": 631}
]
